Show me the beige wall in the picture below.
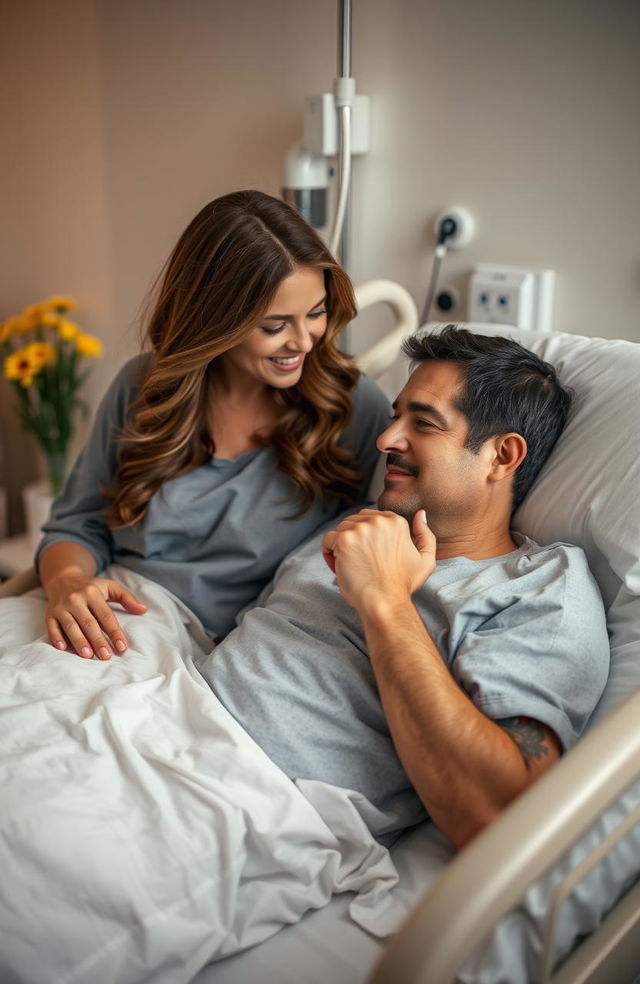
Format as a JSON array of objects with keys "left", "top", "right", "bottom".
[
  {"left": 1, "top": 0, "right": 638, "bottom": 532},
  {"left": 0, "top": 0, "right": 113, "bottom": 529},
  {"left": 91, "top": 0, "right": 336, "bottom": 360},
  {"left": 349, "top": 0, "right": 640, "bottom": 356}
]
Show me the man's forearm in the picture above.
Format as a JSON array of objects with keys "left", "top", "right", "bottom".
[
  {"left": 358, "top": 593, "right": 558, "bottom": 848},
  {"left": 322, "top": 508, "right": 560, "bottom": 847}
]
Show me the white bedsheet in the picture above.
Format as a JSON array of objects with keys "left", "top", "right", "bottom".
[{"left": 0, "top": 568, "right": 407, "bottom": 984}]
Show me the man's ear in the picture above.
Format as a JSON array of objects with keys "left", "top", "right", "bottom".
[{"left": 488, "top": 433, "right": 527, "bottom": 483}]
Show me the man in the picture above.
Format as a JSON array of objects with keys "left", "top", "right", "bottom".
[{"left": 200, "top": 326, "right": 609, "bottom": 850}]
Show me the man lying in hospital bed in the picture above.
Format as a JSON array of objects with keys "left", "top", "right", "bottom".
[
  {"left": 0, "top": 326, "right": 612, "bottom": 982},
  {"left": 201, "top": 326, "right": 608, "bottom": 851}
]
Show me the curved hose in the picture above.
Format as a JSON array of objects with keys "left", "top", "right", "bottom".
[
  {"left": 420, "top": 244, "right": 447, "bottom": 325},
  {"left": 329, "top": 103, "right": 352, "bottom": 257}
]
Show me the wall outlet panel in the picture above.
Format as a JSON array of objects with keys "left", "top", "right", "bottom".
[{"left": 468, "top": 264, "right": 555, "bottom": 333}]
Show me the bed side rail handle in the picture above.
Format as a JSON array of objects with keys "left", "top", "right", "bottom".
[
  {"left": 368, "top": 688, "right": 640, "bottom": 984},
  {"left": 353, "top": 279, "right": 419, "bottom": 379}
]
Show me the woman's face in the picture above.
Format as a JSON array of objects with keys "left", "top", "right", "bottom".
[{"left": 218, "top": 266, "right": 328, "bottom": 390}]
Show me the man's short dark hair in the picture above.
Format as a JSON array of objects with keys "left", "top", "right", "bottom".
[{"left": 402, "top": 325, "right": 573, "bottom": 509}]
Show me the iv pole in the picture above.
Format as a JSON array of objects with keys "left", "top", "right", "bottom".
[
  {"left": 282, "top": 0, "right": 361, "bottom": 271},
  {"left": 332, "top": 0, "right": 352, "bottom": 269}
]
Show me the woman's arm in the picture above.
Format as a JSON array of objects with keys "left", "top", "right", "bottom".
[
  {"left": 36, "top": 355, "right": 151, "bottom": 574},
  {"left": 36, "top": 357, "right": 152, "bottom": 659},
  {"left": 40, "top": 541, "right": 147, "bottom": 660}
]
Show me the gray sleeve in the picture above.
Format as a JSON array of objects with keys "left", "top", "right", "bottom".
[
  {"left": 452, "top": 549, "right": 610, "bottom": 751},
  {"left": 340, "top": 374, "right": 391, "bottom": 498},
  {"left": 35, "top": 354, "right": 151, "bottom": 574}
]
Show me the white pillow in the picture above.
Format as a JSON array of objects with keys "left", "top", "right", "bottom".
[{"left": 453, "top": 324, "right": 640, "bottom": 726}]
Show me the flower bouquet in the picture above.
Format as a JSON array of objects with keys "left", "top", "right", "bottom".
[{"left": 1, "top": 296, "right": 103, "bottom": 496}]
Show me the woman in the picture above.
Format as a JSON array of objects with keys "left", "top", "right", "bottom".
[{"left": 37, "top": 190, "right": 390, "bottom": 660}]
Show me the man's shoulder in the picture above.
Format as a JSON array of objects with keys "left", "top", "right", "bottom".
[
  {"left": 423, "top": 535, "right": 603, "bottom": 619},
  {"left": 492, "top": 535, "right": 602, "bottom": 608},
  {"left": 514, "top": 534, "right": 594, "bottom": 580}
]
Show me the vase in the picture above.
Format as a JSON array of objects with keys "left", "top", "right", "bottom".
[
  {"left": 22, "top": 481, "right": 55, "bottom": 541},
  {"left": 44, "top": 448, "right": 68, "bottom": 497}
]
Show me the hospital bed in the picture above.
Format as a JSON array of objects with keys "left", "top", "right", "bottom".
[
  {"left": 0, "top": 295, "right": 639, "bottom": 983},
  {"left": 193, "top": 312, "right": 640, "bottom": 983}
]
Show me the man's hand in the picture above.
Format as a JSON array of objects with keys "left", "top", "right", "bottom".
[
  {"left": 322, "top": 508, "right": 436, "bottom": 611},
  {"left": 44, "top": 572, "right": 148, "bottom": 660}
]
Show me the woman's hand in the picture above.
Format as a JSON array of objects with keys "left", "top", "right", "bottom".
[{"left": 44, "top": 572, "right": 148, "bottom": 660}]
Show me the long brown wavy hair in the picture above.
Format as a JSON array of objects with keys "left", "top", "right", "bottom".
[{"left": 105, "top": 190, "right": 362, "bottom": 528}]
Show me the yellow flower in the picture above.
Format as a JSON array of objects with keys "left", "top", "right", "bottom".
[
  {"left": 27, "top": 341, "right": 57, "bottom": 368},
  {"left": 58, "top": 318, "right": 79, "bottom": 341},
  {"left": 22, "top": 303, "right": 45, "bottom": 321},
  {"left": 2, "top": 314, "right": 31, "bottom": 336},
  {"left": 4, "top": 298, "right": 103, "bottom": 485},
  {"left": 41, "top": 311, "right": 62, "bottom": 330},
  {"left": 4, "top": 346, "right": 39, "bottom": 387},
  {"left": 44, "top": 295, "right": 75, "bottom": 313},
  {"left": 75, "top": 332, "right": 103, "bottom": 358}
]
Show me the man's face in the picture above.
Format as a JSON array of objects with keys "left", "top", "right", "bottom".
[{"left": 376, "top": 361, "right": 493, "bottom": 528}]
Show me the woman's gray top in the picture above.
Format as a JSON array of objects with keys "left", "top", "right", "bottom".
[{"left": 36, "top": 354, "right": 391, "bottom": 640}]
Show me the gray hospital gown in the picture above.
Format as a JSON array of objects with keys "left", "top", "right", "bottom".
[
  {"left": 201, "top": 530, "right": 610, "bottom": 845},
  {"left": 36, "top": 354, "right": 391, "bottom": 641}
]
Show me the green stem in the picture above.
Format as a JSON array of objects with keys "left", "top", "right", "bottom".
[{"left": 44, "top": 448, "right": 68, "bottom": 496}]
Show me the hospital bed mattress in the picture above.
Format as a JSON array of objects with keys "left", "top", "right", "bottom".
[
  {"left": 194, "top": 780, "right": 640, "bottom": 983},
  {"left": 195, "top": 821, "right": 448, "bottom": 984}
]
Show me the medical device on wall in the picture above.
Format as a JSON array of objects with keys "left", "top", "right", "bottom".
[
  {"left": 283, "top": 146, "right": 330, "bottom": 230},
  {"left": 468, "top": 264, "right": 555, "bottom": 333},
  {"left": 282, "top": 0, "right": 370, "bottom": 265},
  {"left": 420, "top": 206, "right": 475, "bottom": 324}
]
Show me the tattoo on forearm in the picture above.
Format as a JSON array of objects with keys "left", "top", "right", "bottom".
[{"left": 498, "top": 716, "right": 549, "bottom": 768}]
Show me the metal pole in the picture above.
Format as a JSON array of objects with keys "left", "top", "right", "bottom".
[
  {"left": 337, "top": 0, "right": 352, "bottom": 275},
  {"left": 337, "top": 0, "right": 352, "bottom": 350},
  {"left": 338, "top": 0, "right": 352, "bottom": 78}
]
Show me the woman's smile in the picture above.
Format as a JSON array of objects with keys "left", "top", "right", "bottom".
[
  {"left": 218, "top": 267, "right": 327, "bottom": 390},
  {"left": 268, "top": 354, "right": 305, "bottom": 372}
]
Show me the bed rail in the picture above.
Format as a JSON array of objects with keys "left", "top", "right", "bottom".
[
  {"left": 368, "top": 688, "right": 640, "bottom": 984},
  {"left": 353, "top": 279, "right": 419, "bottom": 378}
]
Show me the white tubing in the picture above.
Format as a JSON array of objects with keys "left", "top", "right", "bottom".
[
  {"left": 329, "top": 103, "right": 352, "bottom": 257},
  {"left": 353, "top": 279, "right": 419, "bottom": 379}
]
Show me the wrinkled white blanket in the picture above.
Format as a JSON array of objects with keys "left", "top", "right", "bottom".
[{"left": 0, "top": 568, "right": 406, "bottom": 984}]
